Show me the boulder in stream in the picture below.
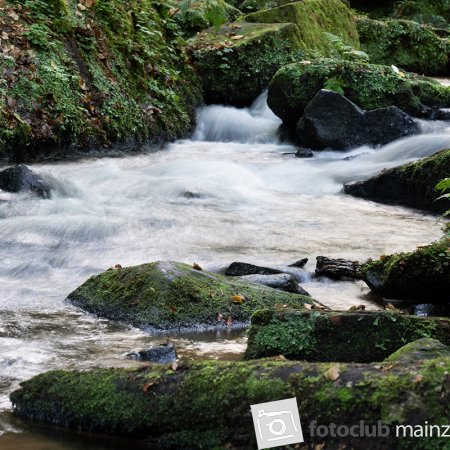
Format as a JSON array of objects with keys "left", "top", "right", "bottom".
[
  {"left": 127, "top": 343, "right": 177, "bottom": 364},
  {"left": 296, "top": 90, "right": 418, "bottom": 150},
  {"left": 67, "top": 261, "right": 316, "bottom": 331},
  {"left": 245, "top": 308, "right": 450, "bottom": 361},
  {"left": 360, "top": 232, "right": 450, "bottom": 302},
  {"left": 343, "top": 148, "right": 450, "bottom": 213},
  {"left": 0, "top": 165, "right": 51, "bottom": 198},
  {"left": 10, "top": 338, "right": 450, "bottom": 449},
  {"left": 268, "top": 58, "right": 450, "bottom": 129}
]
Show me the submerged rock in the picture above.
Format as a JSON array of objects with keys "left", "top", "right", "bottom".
[
  {"left": 0, "top": 165, "right": 51, "bottom": 198},
  {"left": 67, "top": 261, "right": 315, "bottom": 330},
  {"left": 245, "top": 309, "right": 450, "bottom": 362},
  {"left": 10, "top": 339, "right": 450, "bottom": 449},
  {"left": 238, "top": 273, "right": 310, "bottom": 296},
  {"left": 360, "top": 233, "right": 450, "bottom": 302},
  {"left": 297, "top": 90, "right": 418, "bottom": 150},
  {"left": 343, "top": 148, "right": 450, "bottom": 213},
  {"left": 127, "top": 343, "right": 177, "bottom": 364},
  {"left": 295, "top": 148, "right": 314, "bottom": 158}
]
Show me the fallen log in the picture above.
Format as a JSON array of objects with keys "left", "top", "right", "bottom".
[
  {"left": 10, "top": 339, "right": 450, "bottom": 450},
  {"left": 315, "top": 256, "right": 362, "bottom": 280}
]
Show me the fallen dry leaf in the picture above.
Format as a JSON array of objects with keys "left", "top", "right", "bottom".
[
  {"left": 192, "top": 262, "right": 202, "bottom": 271},
  {"left": 231, "top": 294, "right": 245, "bottom": 304},
  {"left": 413, "top": 374, "right": 424, "bottom": 383},
  {"left": 382, "top": 364, "right": 393, "bottom": 372},
  {"left": 231, "top": 35, "right": 244, "bottom": 40},
  {"left": 325, "top": 364, "right": 340, "bottom": 381},
  {"left": 171, "top": 362, "right": 178, "bottom": 371},
  {"left": 225, "top": 315, "right": 233, "bottom": 326},
  {"left": 143, "top": 382, "right": 155, "bottom": 393}
]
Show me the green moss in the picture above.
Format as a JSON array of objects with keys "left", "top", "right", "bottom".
[
  {"left": 245, "top": 0, "right": 360, "bottom": 53},
  {"left": 361, "top": 233, "right": 450, "bottom": 300},
  {"left": 173, "top": 0, "right": 241, "bottom": 36},
  {"left": 10, "top": 345, "right": 450, "bottom": 449},
  {"left": 267, "top": 58, "right": 450, "bottom": 125},
  {"left": 0, "top": 0, "right": 202, "bottom": 161},
  {"left": 188, "top": 21, "right": 304, "bottom": 105},
  {"left": 245, "top": 309, "right": 450, "bottom": 361},
  {"left": 392, "top": 0, "right": 450, "bottom": 27},
  {"left": 357, "top": 17, "right": 449, "bottom": 75},
  {"left": 68, "top": 261, "right": 314, "bottom": 330}
]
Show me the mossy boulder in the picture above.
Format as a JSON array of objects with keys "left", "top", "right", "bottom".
[
  {"left": 392, "top": 0, "right": 450, "bottom": 28},
  {"left": 361, "top": 233, "right": 450, "bottom": 301},
  {"left": 357, "top": 17, "right": 449, "bottom": 75},
  {"left": 240, "top": 0, "right": 298, "bottom": 13},
  {"left": 268, "top": 58, "right": 450, "bottom": 126},
  {"left": 10, "top": 339, "right": 450, "bottom": 449},
  {"left": 245, "top": 0, "right": 360, "bottom": 53},
  {"left": 0, "top": 0, "right": 202, "bottom": 162},
  {"left": 344, "top": 149, "right": 450, "bottom": 213},
  {"left": 188, "top": 21, "right": 303, "bottom": 105},
  {"left": 245, "top": 309, "right": 450, "bottom": 361},
  {"left": 173, "top": 1, "right": 241, "bottom": 35},
  {"left": 67, "top": 261, "right": 315, "bottom": 330}
]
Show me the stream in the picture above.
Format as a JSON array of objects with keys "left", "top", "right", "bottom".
[{"left": 0, "top": 92, "right": 449, "bottom": 448}]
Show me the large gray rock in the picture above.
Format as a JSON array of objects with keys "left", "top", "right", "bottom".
[
  {"left": 0, "top": 165, "right": 51, "bottom": 198},
  {"left": 296, "top": 90, "right": 419, "bottom": 150},
  {"left": 238, "top": 273, "right": 310, "bottom": 296}
]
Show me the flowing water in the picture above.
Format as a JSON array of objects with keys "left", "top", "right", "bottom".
[{"left": 1, "top": 92, "right": 449, "bottom": 448}]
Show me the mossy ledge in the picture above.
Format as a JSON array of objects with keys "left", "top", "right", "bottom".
[
  {"left": 67, "top": 261, "right": 315, "bottom": 331},
  {"left": 343, "top": 149, "right": 450, "bottom": 213},
  {"left": 245, "top": 308, "right": 450, "bottom": 362},
  {"left": 360, "top": 233, "right": 450, "bottom": 301},
  {"left": 10, "top": 339, "right": 450, "bottom": 449},
  {"left": 0, "top": 0, "right": 202, "bottom": 162}
]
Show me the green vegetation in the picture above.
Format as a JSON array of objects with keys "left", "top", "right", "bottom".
[
  {"left": 268, "top": 58, "right": 450, "bottom": 125},
  {"left": 68, "top": 261, "right": 314, "bottom": 330},
  {"left": 10, "top": 339, "right": 450, "bottom": 449},
  {"left": 0, "top": 0, "right": 202, "bottom": 161},
  {"left": 245, "top": 309, "right": 450, "bottom": 361},
  {"left": 436, "top": 177, "right": 450, "bottom": 216},
  {"left": 361, "top": 233, "right": 450, "bottom": 300},
  {"left": 357, "top": 17, "right": 449, "bottom": 74},
  {"left": 392, "top": 0, "right": 450, "bottom": 28}
]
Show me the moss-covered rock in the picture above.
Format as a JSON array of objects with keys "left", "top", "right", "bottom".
[
  {"left": 245, "top": 308, "right": 450, "bottom": 361},
  {"left": 392, "top": 0, "right": 450, "bottom": 28},
  {"left": 0, "top": 0, "right": 202, "bottom": 162},
  {"left": 10, "top": 339, "right": 450, "bottom": 449},
  {"left": 344, "top": 149, "right": 450, "bottom": 213},
  {"left": 245, "top": 0, "right": 360, "bottom": 53},
  {"left": 361, "top": 233, "right": 450, "bottom": 301},
  {"left": 173, "top": 0, "right": 241, "bottom": 35},
  {"left": 240, "top": 0, "right": 297, "bottom": 13},
  {"left": 357, "top": 17, "right": 449, "bottom": 75},
  {"left": 188, "top": 21, "right": 303, "bottom": 105},
  {"left": 268, "top": 58, "right": 450, "bottom": 126},
  {"left": 67, "top": 261, "right": 315, "bottom": 330}
]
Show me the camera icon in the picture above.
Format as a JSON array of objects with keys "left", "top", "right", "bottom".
[{"left": 251, "top": 398, "right": 304, "bottom": 449}]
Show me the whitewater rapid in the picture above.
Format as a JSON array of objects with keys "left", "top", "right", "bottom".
[{"left": 0, "top": 93, "right": 449, "bottom": 446}]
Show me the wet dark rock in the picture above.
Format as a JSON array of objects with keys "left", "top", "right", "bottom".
[
  {"left": 295, "top": 148, "right": 314, "bottom": 158},
  {"left": 225, "top": 262, "right": 283, "bottom": 277},
  {"left": 315, "top": 256, "right": 362, "bottom": 280},
  {"left": 343, "top": 149, "right": 450, "bottom": 213},
  {"left": 296, "top": 90, "right": 419, "bottom": 150},
  {"left": 429, "top": 108, "right": 450, "bottom": 121},
  {"left": 288, "top": 258, "right": 308, "bottom": 268},
  {"left": 238, "top": 273, "right": 310, "bottom": 296},
  {"left": 127, "top": 343, "right": 177, "bottom": 364},
  {"left": 0, "top": 165, "right": 51, "bottom": 198}
]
